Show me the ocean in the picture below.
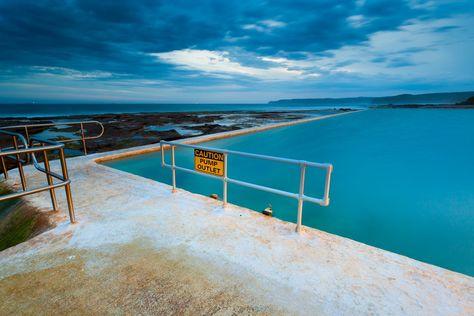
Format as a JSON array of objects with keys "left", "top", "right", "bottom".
[{"left": 0, "top": 103, "right": 366, "bottom": 118}]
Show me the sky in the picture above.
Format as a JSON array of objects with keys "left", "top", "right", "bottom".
[{"left": 0, "top": 0, "right": 473, "bottom": 103}]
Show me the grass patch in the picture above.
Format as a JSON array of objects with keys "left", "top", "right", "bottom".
[{"left": 0, "top": 183, "right": 53, "bottom": 251}]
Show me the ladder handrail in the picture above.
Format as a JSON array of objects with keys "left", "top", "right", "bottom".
[
  {"left": 0, "top": 129, "right": 76, "bottom": 223},
  {"left": 1, "top": 120, "right": 104, "bottom": 155},
  {"left": 0, "top": 130, "right": 66, "bottom": 181}
]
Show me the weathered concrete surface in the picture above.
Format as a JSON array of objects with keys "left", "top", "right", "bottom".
[{"left": 1, "top": 116, "right": 473, "bottom": 315}]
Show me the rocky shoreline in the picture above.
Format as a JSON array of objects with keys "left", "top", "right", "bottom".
[{"left": 0, "top": 109, "right": 351, "bottom": 156}]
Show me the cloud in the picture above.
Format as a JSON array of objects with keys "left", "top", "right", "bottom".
[
  {"left": 347, "top": 15, "right": 371, "bottom": 28},
  {"left": 151, "top": 49, "right": 315, "bottom": 80},
  {"left": 30, "top": 66, "right": 114, "bottom": 79},
  {"left": 0, "top": 0, "right": 473, "bottom": 102},
  {"left": 260, "top": 19, "right": 286, "bottom": 28},
  {"left": 242, "top": 24, "right": 266, "bottom": 32},
  {"left": 242, "top": 19, "right": 287, "bottom": 33},
  {"left": 0, "top": 0, "right": 430, "bottom": 73},
  {"left": 311, "top": 14, "right": 474, "bottom": 81}
]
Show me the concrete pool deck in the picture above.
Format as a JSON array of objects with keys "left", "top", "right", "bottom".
[{"left": 1, "top": 113, "right": 473, "bottom": 315}]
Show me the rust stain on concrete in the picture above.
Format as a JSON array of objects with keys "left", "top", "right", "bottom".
[{"left": 0, "top": 241, "right": 286, "bottom": 315}]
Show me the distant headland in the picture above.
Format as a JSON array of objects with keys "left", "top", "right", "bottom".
[{"left": 269, "top": 91, "right": 474, "bottom": 108}]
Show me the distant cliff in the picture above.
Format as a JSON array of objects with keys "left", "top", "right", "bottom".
[
  {"left": 457, "top": 96, "right": 474, "bottom": 105},
  {"left": 269, "top": 91, "right": 474, "bottom": 106}
]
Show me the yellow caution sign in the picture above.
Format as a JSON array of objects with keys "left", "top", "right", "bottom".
[{"left": 194, "top": 149, "right": 225, "bottom": 176}]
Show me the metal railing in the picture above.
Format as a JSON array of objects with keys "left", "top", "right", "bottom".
[
  {"left": 1, "top": 121, "right": 104, "bottom": 155},
  {"left": 160, "top": 140, "right": 333, "bottom": 232},
  {"left": 0, "top": 130, "right": 76, "bottom": 223}
]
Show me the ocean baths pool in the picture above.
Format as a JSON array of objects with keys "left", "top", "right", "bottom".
[{"left": 104, "top": 109, "right": 474, "bottom": 276}]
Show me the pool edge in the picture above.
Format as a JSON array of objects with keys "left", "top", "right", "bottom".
[{"left": 93, "top": 110, "right": 363, "bottom": 163}]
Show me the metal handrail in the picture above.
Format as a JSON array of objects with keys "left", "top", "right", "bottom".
[
  {"left": 0, "top": 129, "right": 76, "bottom": 223},
  {"left": 1, "top": 120, "right": 104, "bottom": 155},
  {"left": 160, "top": 140, "right": 333, "bottom": 232}
]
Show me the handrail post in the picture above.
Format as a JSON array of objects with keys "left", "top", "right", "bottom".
[
  {"left": 323, "top": 165, "right": 333, "bottom": 206},
  {"left": 80, "top": 123, "right": 87, "bottom": 155},
  {"left": 43, "top": 149, "right": 58, "bottom": 211},
  {"left": 59, "top": 148, "right": 76, "bottom": 223},
  {"left": 296, "top": 163, "right": 306, "bottom": 233},
  {"left": 24, "top": 126, "right": 30, "bottom": 164},
  {"left": 171, "top": 145, "right": 177, "bottom": 193},
  {"left": 160, "top": 142, "right": 165, "bottom": 167},
  {"left": 24, "top": 126, "right": 30, "bottom": 145},
  {"left": 12, "top": 135, "right": 27, "bottom": 191},
  {"left": 223, "top": 153, "right": 228, "bottom": 206},
  {"left": 1, "top": 154, "right": 7, "bottom": 180}
]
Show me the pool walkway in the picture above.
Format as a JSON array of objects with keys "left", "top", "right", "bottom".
[{"left": 1, "top": 117, "right": 473, "bottom": 315}]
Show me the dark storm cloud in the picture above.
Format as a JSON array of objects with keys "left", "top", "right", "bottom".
[
  {"left": 0, "top": 0, "right": 447, "bottom": 76},
  {"left": 433, "top": 25, "right": 459, "bottom": 33},
  {"left": 0, "top": 0, "right": 229, "bottom": 76},
  {"left": 0, "top": 0, "right": 472, "bottom": 103},
  {"left": 386, "top": 57, "right": 416, "bottom": 68}
]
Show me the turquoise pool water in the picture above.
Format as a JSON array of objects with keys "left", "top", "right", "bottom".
[{"left": 104, "top": 109, "right": 474, "bottom": 276}]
